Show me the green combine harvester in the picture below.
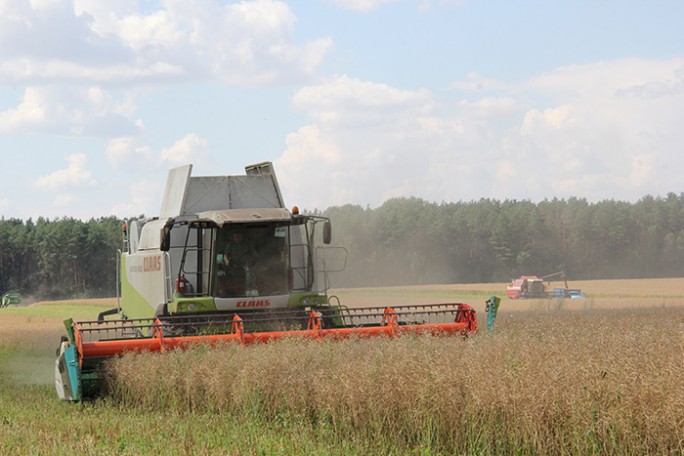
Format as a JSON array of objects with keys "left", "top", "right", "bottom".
[
  {"left": 1, "top": 291, "right": 20, "bottom": 307},
  {"left": 55, "top": 162, "right": 479, "bottom": 401}
]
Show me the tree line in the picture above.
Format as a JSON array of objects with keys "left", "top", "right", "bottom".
[
  {"left": 1, "top": 193, "right": 683, "bottom": 299},
  {"left": 322, "top": 193, "right": 684, "bottom": 287},
  {"left": 0, "top": 216, "right": 123, "bottom": 300}
]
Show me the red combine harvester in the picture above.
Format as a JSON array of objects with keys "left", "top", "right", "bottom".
[
  {"left": 506, "top": 271, "right": 584, "bottom": 299},
  {"left": 55, "top": 162, "right": 479, "bottom": 401}
]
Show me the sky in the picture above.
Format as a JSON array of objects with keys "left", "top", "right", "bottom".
[{"left": 1, "top": 0, "right": 683, "bottom": 220}]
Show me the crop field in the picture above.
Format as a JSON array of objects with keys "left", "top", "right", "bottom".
[{"left": 1, "top": 279, "right": 683, "bottom": 455}]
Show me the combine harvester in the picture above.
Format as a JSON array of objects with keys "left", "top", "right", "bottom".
[
  {"left": 0, "top": 291, "right": 20, "bottom": 307},
  {"left": 55, "top": 162, "right": 478, "bottom": 401},
  {"left": 506, "top": 271, "right": 585, "bottom": 299}
]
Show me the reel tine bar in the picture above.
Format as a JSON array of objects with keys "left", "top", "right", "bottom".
[{"left": 70, "top": 303, "right": 477, "bottom": 361}]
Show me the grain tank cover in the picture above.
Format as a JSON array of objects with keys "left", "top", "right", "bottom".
[
  {"left": 159, "top": 162, "right": 285, "bottom": 219},
  {"left": 139, "top": 162, "right": 286, "bottom": 251}
]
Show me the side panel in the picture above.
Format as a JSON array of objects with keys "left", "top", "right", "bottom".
[{"left": 120, "top": 252, "right": 167, "bottom": 319}]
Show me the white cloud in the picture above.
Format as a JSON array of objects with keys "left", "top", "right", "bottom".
[
  {"left": 496, "top": 161, "right": 518, "bottom": 181},
  {"left": 161, "top": 133, "right": 210, "bottom": 165},
  {"left": 278, "top": 75, "right": 456, "bottom": 208},
  {"left": 0, "top": 59, "right": 185, "bottom": 85},
  {"left": 109, "top": 179, "right": 161, "bottom": 218},
  {"left": 54, "top": 194, "right": 74, "bottom": 207},
  {"left": 34, "top": 154, "right": 97, "bottom": 190},
  {"left": 0, "top": 87, "right": 46, "bottom": 132},
  {"left": 106, "top": 137, "right": 153, "bottom": 169},
  {"left": 276, "top": 58, "right": 684, "bottom": 210},
  {"left": 498, "top": 58, "right": 684, "bottom": 201},
  {"left": 292, "top": 75, "right": 435, "bottom": 126},
  {"left": 325, "top": 0, "right": 398, "bottom": 12},
  {"left": 459, "top": 97, "right": 520, "bottom": 119},
  {"left": 0, "top": 0, "right": 333, "bottom": 171},
  {"left": 0, "top": 0, "right": 332, "bottom": 87},
  {"left": 194, "top": 0, "right": 334, "bottom": 84},
  {"left": 0, "top": 86, "right": 140, "bottom": 136},
  {"left": 28, "top": 0, "right": 65, "bottom": 10},
  {"left": 451, "top": 72, "right": 510, "bottom": 92},
  {"left": 520, "top": 106, "right": 583, "bottom": 134}
]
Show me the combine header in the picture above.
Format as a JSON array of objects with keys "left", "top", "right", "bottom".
[{"left": 55, "top": 162, "right": 478, "bottom": 401}]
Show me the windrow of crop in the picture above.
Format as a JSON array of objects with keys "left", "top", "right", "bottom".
[{"left": 103, "top": 308, "right": 684, "bottom": 454}]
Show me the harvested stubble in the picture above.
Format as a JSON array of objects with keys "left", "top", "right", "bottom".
[{"left": 103, "top": 308, "right": 684, "bottom": 454}]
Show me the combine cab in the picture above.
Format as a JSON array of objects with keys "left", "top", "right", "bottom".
[{"left": 55, "top": 162, "right": 478, "bottom": 401}]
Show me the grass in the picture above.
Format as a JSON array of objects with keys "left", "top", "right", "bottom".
[
  {"left": 0, "top": 384, "right": 379, "bottom": 455},
  {"left": 0, "top": 298, "right": 115, "bottom": 320},
  {"left": 0, "top": 300, "right": 376, "bottom": 455},
  {"left": 1, "top": 282, "right": 684, "bottom": 454},
  {"left": 104, "top": 308, "right": 684, "bottom": 454}
]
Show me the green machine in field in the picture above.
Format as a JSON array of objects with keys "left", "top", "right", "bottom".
[
  {"left": 1, "top": 292, "right": 21, "bottom": 308},
  {"left": 55, "top": 161, "right": 479, "bottom": 401}
]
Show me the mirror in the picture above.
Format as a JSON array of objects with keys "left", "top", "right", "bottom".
[
  {"left": 323, "top": 220, "right": 332, "bottom": 244},
  {"left": 160, "top": 226, "right": 171, "bottom": 251}
]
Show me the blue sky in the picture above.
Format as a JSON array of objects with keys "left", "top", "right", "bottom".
[{"left": 1, "top": 0, "right": 683, "bottom": 220}]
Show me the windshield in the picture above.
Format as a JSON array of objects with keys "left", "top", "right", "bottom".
[{"left": 213, "top": 224, "right": 289, "bottom": 298}]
